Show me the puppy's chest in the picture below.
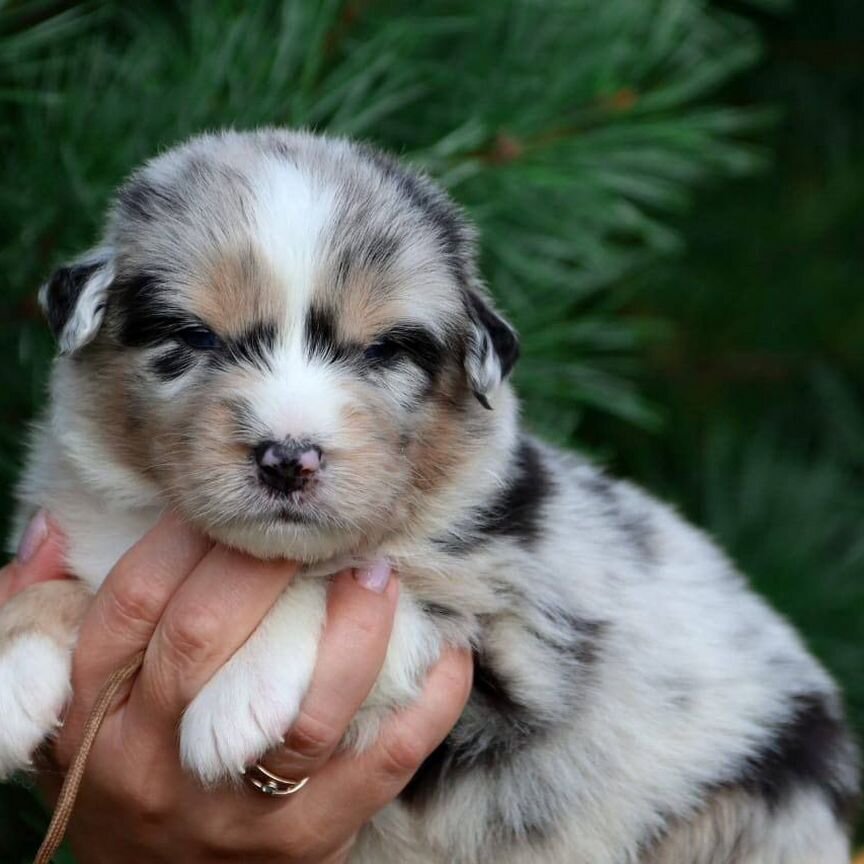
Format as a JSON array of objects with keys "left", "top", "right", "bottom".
[{"left": 61, "top": 505, "right": 163, "bottom": 589}]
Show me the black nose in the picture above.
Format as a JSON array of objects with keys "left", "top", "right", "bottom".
[{"left": 254, "top": 440, "right": 322, "bottom": 495}]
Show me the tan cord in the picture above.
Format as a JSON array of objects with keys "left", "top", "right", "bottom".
[{"left": 35, "top": 650, "right": 145, "bottom": 864}]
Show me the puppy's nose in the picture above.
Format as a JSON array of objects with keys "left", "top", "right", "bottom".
[{"left": 254, "top": 440, "right": 322, "bottom": 495}]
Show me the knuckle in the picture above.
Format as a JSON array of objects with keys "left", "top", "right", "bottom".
[
  {"left": 443, "top": 657, "right": 474, "bottom": 705},
  {"left": 101, "top": 579, "right": 162, "bottom": 636},
  {"left": 281, "top": 824, "right": 322, "bottom": 859},
  {"left": 124, "top": 789, "right": 167, "bottom": 826},
  {"left": 158, "top": 604, "right": 222, "bottom": 669},
  {"left": 377, "top": 727, "right": 427, "bottom": 779},
  {"left": 284, "top": 710, "right": 339, "bottom": 762},
  {"left": 119, "top": 768, "right": 170, "bottom": 825}
]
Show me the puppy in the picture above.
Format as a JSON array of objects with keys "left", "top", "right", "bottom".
[{"left": 3, "top": 129, "right": 859, "bottom": 863}]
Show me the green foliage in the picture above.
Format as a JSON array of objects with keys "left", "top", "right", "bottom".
[
  {"left": 0, "top": 0, "right": 768, "bottom": 472},
  {"left": 1, "top": 0, "right": 862, "bottom": 858}
]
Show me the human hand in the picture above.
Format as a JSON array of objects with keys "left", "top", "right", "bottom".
[
  {"left": 0, "top": 511, "right": 69, "bottom": 606},
  {"left": 38, "top": 514, "right": 472, "bottom": 863}
]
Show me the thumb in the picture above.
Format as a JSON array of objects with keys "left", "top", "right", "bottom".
[{"left": 0, "top": 511, "right": 68, "bottom": 605}]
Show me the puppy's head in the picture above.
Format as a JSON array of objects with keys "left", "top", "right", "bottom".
[{"left": 41, "top": 130, "right": 519, "bottom": 560}]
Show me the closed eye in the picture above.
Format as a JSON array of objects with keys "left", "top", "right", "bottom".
[
  {"left": 363, "top": 336, "right": 403, "bottom": 364},
  {"left": 177, "top": 325, "right": 222, "bottom": 351},
  {"left": 362, "top": 325, "right": 443, "bottom": 377}
]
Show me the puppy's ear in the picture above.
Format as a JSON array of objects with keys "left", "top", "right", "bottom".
[
  {"left": 464, "top": 288, "right": 519, "bottom": 409},
  {"left": 39, "top": 249, "right": 114, "bottom": 354}
]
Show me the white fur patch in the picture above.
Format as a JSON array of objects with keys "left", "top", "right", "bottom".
[
  {"left": 0, "top": 634, "right": 71, "bottom": 778},
  {"left": 252, "top": 157, "right": 335, "bottom": 326},
  {"left": 466, "top": 319, "right": 504, "bottom": 401},
  {"left": 249, "top": 341, "right": 349, "bottom": 445},
  {"left": 179, "top": 579, "right": 326, "bottom": 784}
]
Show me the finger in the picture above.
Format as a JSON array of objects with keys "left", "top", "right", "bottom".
[
  {"left": 293, "top": 648, "right": 473, "bottom": 833},
  {"left": 60, "top": 513, "right": 211, "bottom": 749},
  {"left": 260, "top": 563, "right": 398, "bottom": 781},
  {"left": 130, "top": 546, "right": 300, "bottom": 727},
  {"left": 0, "top": 511, "right": 67, "bottom": 605}
]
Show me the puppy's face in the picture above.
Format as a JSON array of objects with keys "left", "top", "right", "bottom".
[{"left": 41, "top": 131, "right": 518, "bottom": 560}]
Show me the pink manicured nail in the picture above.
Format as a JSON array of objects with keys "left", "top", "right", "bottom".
[
  {"left": 354, "top": 560, "right": 391, "bottom": 594},
  {"left": 16, "top": 509, "right": 49, "bottom": 565}
]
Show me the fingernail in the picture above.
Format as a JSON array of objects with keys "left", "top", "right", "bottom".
[
  {"left": 16, "top": 510, "right": 49, "bottom": 566},
  {"left": 354, "top": 559, "right": 391, "bottom": 594}
]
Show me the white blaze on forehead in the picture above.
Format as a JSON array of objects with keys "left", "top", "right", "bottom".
[
  {"left": 248, "top": 160, "right": 347, "bottom": 444},
  {"left": 251, "top": 158, "right": 336, "bottom": 334}
]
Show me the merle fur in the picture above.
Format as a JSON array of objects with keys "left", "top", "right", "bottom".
[
  {"left": 581, "top": 470, "right": 657, "bottom": 563},
  {"left": 436, "top": 438, "right": 552, "bottom": 553},
  {"left": 401, "top": 652, "right": 549, "bottom": 807},
  {"left": 732, "top": 692, "right": 860, "bottom": 825},
  {"left": 117, "top": 176, "right": 186, "bottom": 224},
  {"left": 355, "top": 145, "right": 474, "bottom": 287}
]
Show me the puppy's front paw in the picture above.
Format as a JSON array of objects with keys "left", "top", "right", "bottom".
[
  {"left": 0, "top": 634, "right": 71, "bottom": 778},
  {"left": 180, "top": 651, "right": 314, "bottom": 785}
]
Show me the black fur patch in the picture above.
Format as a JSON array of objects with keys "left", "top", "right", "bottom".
[
  {"left": 224, "top": 321, "right": 276, "bottom": 371},
  {"left": 113, "top": 272, "right": 180, "bottom": 347},
  {"left": 470, "top": 656, "right": 544, "bottom": 748},
  {"left": 304, "top": 305, "right": 351, "bottom": 363},
  {"left": 150, "top": 347, "right": 195, "bottom": 381},
  {"left": 732, "top": 692, "right": 859, "bottom": 824},
  {"left": 466, "top": 290, "right": 520, "bottom": 381},
  {"left": 42, "top": 261, "right": 104, "bottom": 340},
  {"left": 529, "top": 609, "right": 606, "bottom": 670},
  {"left": 436, "top": 439, "right": 552, "bottom": 553},
  {"left": 420, "top": 601, "right": 461, "bottom": 619},
  {"left": 366, "top": 324, "right": 444, "bottom": 379},
  {"left": 401, "top": 651, "right": 546, "bottom": 808},
  {"left": 641, "top": 693, "right": 859, "bottom": 859},
  {"left": 476, "top": 439, "right": 550, "bottom": 542}
]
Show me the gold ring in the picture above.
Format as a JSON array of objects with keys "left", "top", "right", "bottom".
[{"left": 245, "top": 763, "right": 309, "bottom": 797}]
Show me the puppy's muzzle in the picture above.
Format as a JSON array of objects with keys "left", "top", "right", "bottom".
[{"left": 254, "top": 440, "right": 322, "bottom": 495}]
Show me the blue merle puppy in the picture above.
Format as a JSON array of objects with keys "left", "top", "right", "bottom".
[{"left": 1, "top": 129, "right": 859, "bottom": 862}]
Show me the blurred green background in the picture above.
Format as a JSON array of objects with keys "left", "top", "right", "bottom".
[{"left": 0, "top": 0, "right": 861, "bottom": 858}]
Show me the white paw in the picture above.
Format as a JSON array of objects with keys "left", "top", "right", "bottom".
[
  {"left": 0, "top": 634, "right": 71, "bottom": 778},
  {"left": 179, "top": 647, "right": 315, "bottom": 786}
]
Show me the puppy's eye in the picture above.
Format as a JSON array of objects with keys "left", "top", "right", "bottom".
[
  {"left": 363, "top": 337, "right": 403, "bottom": 365},
  {"left": 178, "top": 326, "right": 222, "bottom": 351}
]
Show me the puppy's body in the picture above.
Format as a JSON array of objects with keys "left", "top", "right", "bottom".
[{"left": 4, "top": 130, "right": 858, "bottom": 862}]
